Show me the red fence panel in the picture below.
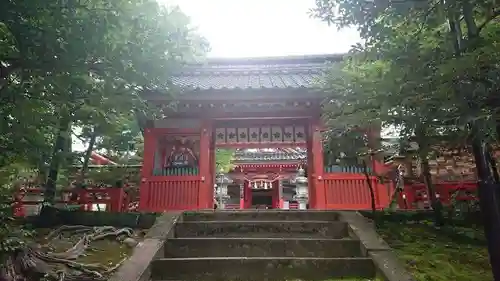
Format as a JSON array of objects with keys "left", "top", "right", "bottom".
[
  {"left": 139, "top": 176, "right": 201, "bottom": 212},
  {"left": 13, "top": 187, "right": 127, "bottom": 217},
  {"left": 76, "top": 188, "right": 126, "bottom": 212},
  {"left": 322, "top": 173, "right": 391, "bottom": 210},
  {"left": 398, "top": 181, "right": 478, "bottom": 209}
]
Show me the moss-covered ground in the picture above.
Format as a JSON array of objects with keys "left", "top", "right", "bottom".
[{"left": 377, "top": 221, "right": 491, "bottom": 281}]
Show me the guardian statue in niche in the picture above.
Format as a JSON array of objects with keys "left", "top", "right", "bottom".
[{"left": 163, "top": 136, "right": 199, "bottom": 168}]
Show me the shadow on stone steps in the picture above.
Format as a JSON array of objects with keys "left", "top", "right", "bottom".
[
  {"left": 174, "top": 221, "right": 349, "bottom": 238},
  {"left": 151, "top": 257, "right": 376, "bottom": 281},
  {"left": 182, "top": 210, "right": 341, "bottom": 222},
  {"left": 165, "top": 237, "right": 364, "bottom": 258}
]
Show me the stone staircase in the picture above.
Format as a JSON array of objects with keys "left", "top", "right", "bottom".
[{"left": 151, "top": 211, "right": 377, "bottom": 281}]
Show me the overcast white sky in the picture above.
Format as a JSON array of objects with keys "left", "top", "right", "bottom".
[{"left": 161, "top": 0, "right": 360, "bottom": 58}]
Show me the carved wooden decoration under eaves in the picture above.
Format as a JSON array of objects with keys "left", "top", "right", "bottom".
[{"left": 215, "top": 126, "right": 306, "bottom": 145}]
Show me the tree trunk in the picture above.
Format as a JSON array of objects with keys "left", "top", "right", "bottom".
[
  {"left": 44, "top": 113, "right": 71, "bottom": 204},
  {"left": 77, "top": 127, "right": 101, "bottom": 211},
  {"left": 419, "top": 149, "right": 444, "bottom": 225},
  {"left": 362, "top": 159, "right": 377, "bottom": 223},
  {"left": 471, "top": 131, "right": 500, "bottom": 281},
  {"left": 415, "top": 126, "right": 443, "bottom": 225},
  {"left": 79, "top": 127, "right": 98, "bottom": 182},
  {"left": 389, "top": 165, "right": 404, "bottom": 210},
  {"left": 458, "top": 1, "right": 500, "bottom": 278},
  {"left": 486, "top": 144, "right": 500, "bottom": 184}
]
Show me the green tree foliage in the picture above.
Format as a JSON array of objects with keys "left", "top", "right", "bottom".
[
  {"left": 312, "top": 0, "right": 500, "bottom": 201},
  {"left": 215, "top": 149, "right": 235, "bottom": 173},
  {"left": 0, "top": 1, "right": 207, "bottom": 278},
  {"left": 312, "top": 0, "right": 500, "bottom": 277},
  {"left": 312, "top": 0, "right": 500, "bottom": 134},
  {"left": 0, "top": 0, "right": 208, "bottom": 199}
]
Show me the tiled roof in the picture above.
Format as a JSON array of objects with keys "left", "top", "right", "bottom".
[
  {"left": 233, "top": 148, "right": 307, "bottom": 162},
  {"left": 172, "top": 54, "right": 342, "bottom": 91}
]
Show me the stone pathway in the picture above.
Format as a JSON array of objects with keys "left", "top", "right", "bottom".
[{"left": 151, "top": 211, "right": 376, "bottom": 281}]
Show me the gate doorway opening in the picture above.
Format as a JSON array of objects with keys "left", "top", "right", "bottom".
[
  {"left": 213, "top": 141, "right": 308, "bottom": 210},
  {"left": 251, "top": 188, "right": 273, "bottom": 209}
]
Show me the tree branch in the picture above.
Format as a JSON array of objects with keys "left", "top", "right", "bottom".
[{"left": 477, "top": 9, "right": 500, "bottom": 35}]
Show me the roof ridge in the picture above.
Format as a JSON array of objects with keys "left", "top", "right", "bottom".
[
  {"left": 170, "top": 55, "right": 342, "bottom": 90},
  {"left": 188, "top": 53, "right": 345, "bottom": 66},
  {"left": 175, "top": 63, "right": 331, "bottom": 76}
]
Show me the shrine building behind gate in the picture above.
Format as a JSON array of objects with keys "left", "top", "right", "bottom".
[
  {"left": 223, "top": 148, "right": 307, "bottom": 210},
  {"left": 138, "top": 54, "right": 393, "bottom": 212}
]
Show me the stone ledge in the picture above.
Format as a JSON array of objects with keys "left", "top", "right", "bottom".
[
  {"left": 339, "top": 211, "right": 391, "bottom": 251},
  {"left": 145, "top": 212, "right": 181, "bottom": 239},
  {"left": 369, "top": 251, "right": 415, "bottom": 281},
  {"left": 108, "top": 212, "right": 181, "bottom": 281},
  {"left": 338, "top": 211, "right": 415, "bottom": 281}
]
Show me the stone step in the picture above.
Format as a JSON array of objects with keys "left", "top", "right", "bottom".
[
  {"left": 174, "top": 221, "right": 349, "bottom": 238},
  {"left": 151, "top": 257, "right": 375, "bottom": 281},
  {"left": 165, "top": 237, "right": 363, "bottom": 258},
  {"left": 182, "top": 210, "right": 340, "bottom": 222}
]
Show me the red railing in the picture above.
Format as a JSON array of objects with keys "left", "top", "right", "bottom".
[
  {"left": 322, "top": 173, "right": 393, "bottom": 210},
  {"left": 13, "top": 187, "right": 129, "bottom": 217},
  {"left": 138, "top": 176, "right": 201, "bottom": 212},
  {"left": 398, "top": 181, "right": 478, "bottom": 209}
]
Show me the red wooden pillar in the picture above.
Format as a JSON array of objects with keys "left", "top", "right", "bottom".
[
  {"left": 239, "top": 181, "right": 245, "bottom": 209},
  {"left": 245, "top": 181, "right": 252, "bottom": 208},
  {"left": 198, "top": 121, "right": 212, "bottom": 209},
  {"left": 278, "top": 179, "right": 284, "bottom": 209},
  {"left": 307, "top": 139, "right": 315, "bottom": 208},
  {"left": 271, "top": 181, "right": 276, "bottom": 208},
  {"left": 209, "top": 144, "right": 216, "bottom": 208},
  {"left": 139, "top": 128, "right": 157, "bottom": 211},
  {"left": 272, "top": 180, "right": 280, "bottom": 209},
  {"left": 309, "top": 120, "right": 326, "bottom": 209}
]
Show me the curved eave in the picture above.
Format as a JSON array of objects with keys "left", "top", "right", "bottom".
[
  {"left": 232, "top": 162, "right": 303, "bottom": 169},
  {"left": 233, "top": 159, "right": 305, "bottom": 163},
  {"left": 144, "top": 87, "right": 328, "bottom": 101}
]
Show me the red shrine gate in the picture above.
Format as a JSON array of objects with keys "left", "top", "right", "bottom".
[
  {"left": 224, "top": 148, "right": 306, "bottom": 209},
  {"left": 138, "top": 55, "right": 392, "bottom": 212}
]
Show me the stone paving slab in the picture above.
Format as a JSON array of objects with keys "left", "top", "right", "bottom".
[
  {"left": 182, "top": 210, "right": 340, "bottom": 222},
  {"left": 174, "top": 221, "right": 349, "bottom": 238},
  {"left": 152, "top": 257, "right": 376, "bottom": 281},
  {"left": 165, "top": 237, "right": 363, "bottom": 258}
]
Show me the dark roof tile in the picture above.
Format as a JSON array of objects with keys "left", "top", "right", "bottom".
[{"left": 172, "top": 54, "right": 342, "bottom": 90}]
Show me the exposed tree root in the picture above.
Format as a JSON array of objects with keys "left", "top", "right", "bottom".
[{"left": 0, "top": 226, "right": 135, "bottom": 281}]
